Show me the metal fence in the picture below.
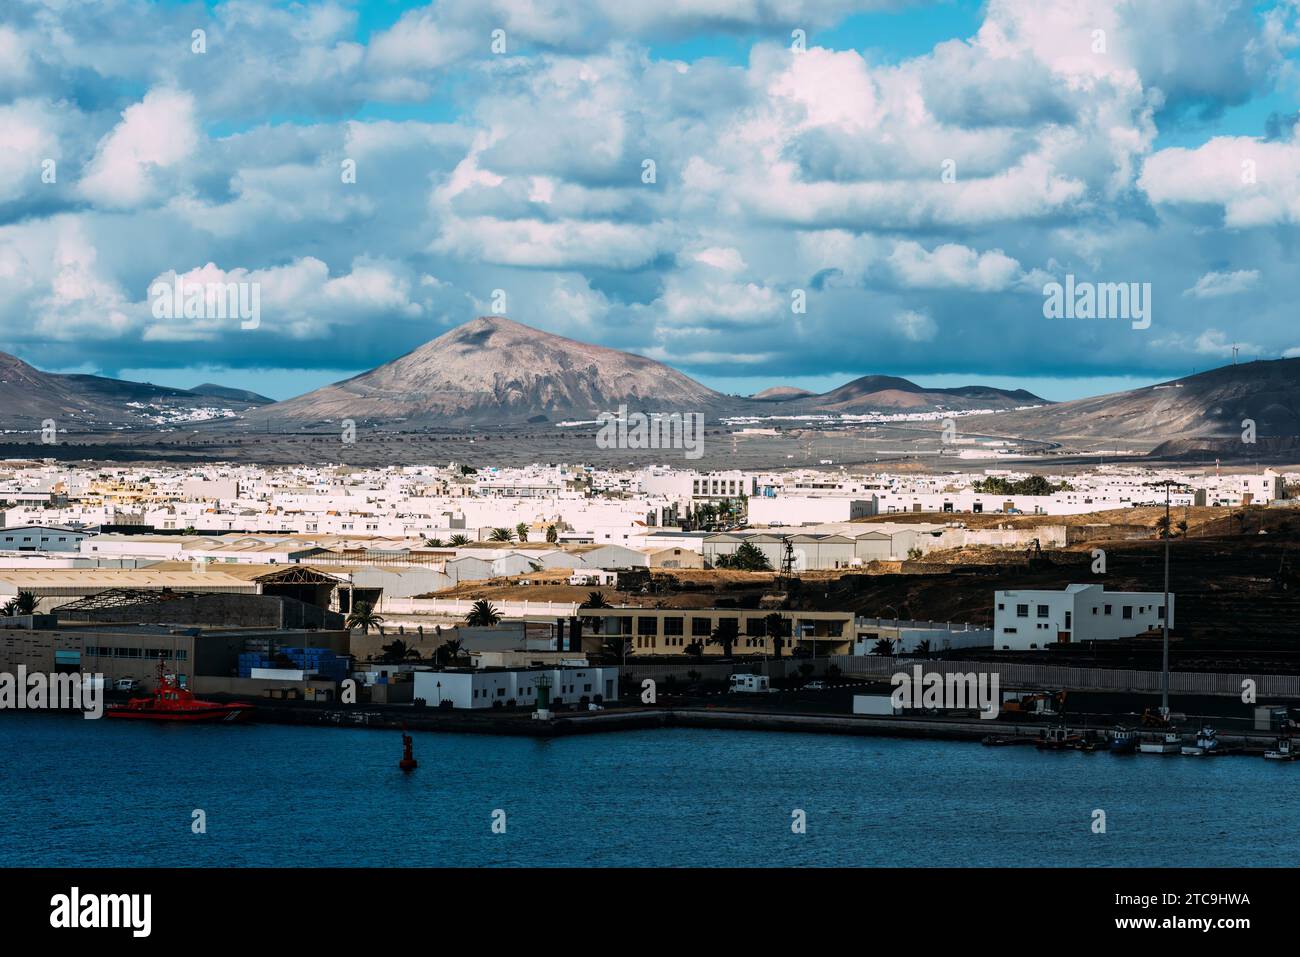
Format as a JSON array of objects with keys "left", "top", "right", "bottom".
[
  {"left": 623, "top": 657, "right": 840, "bottom": 683},
  {"left": 379, "top": 597, "right": 581, "bottom": 618},
  {"left": 830, "top": 655, "right": 1300, "bottom": 699}
]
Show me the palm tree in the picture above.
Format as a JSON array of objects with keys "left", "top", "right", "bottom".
[
  {"left": 435, "top": 638, "right": 466, "bottom": 667},
  {"left": 449, "top": 534, "right": 471, "bottom": 546},
  {"left": 684, "top": 638, "right": 705, "bottom": 660},
  {"left": 489, "top": 527, "right": 514, "bottom": 543},
  {"left": 423, "top": 537, "right": 445, "bottom": 548},
  {"left": 871, "top": 637, "right": 896, "bottom": 656},
  {"left": 602, "top": 634, "right": 633, "bottom": 661},
  {"left": 545, "top": 525, "right": 558, "bottom": 543},
  {"left": 465, "top": 598, "right": 502, "bottom": 627},
  {"left": 1176, "top": 519, "right": 1189, "bottom": 537},
  {"left": 709, "top": 618, "right": 739, "bottom": 657},
  {"left": 11, "top": 591, "right": 37, "bottom": 615},
  {"left": 515, "top": 522, "right": 529, "bottom": 543},
  {"left": 764, "top": 612, "right": 788, "bottom": 658},
  {"left": 1, "top": 599, "right": 17, "bottom": 617},
  {"left": 579, "top": 591, "right": 611, "bottom": 636},
  {"left": 346, "top": 601, "right": 385, "bottom": 634},
  {"left": 1155, "top": 514, "right": 1172, "bottom": 539},
  {"left": 914, "top": 639, "right": 933, "bottom": 657},
  {"left": 379, "top": 638, "right": 421, "bottom": 663}
]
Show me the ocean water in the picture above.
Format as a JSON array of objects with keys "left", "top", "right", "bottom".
[{"left": 1, "top": 712, "right": 1295, "bottom": 867}]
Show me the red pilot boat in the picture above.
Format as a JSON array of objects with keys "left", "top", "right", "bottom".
[{"left": 107, "top": 658, "right": 254, "bottom": 723}]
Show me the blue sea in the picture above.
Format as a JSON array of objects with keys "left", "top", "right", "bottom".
[{"left": 2, "top": 713, "right": 1295, "bottom": 867}]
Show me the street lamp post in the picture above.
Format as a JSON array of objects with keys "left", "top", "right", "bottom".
[{"left": 1162, "top": 482, "right": 1170, "bottom": 717}]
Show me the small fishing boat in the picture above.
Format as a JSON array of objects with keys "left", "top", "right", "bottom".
[
  {"left": 1139, "top": 730, "right": 1183, "bottom": 754},
  {"left": 1264, "top": 736, "right": 1299, "bottom": 761},
  {"left": 1072, "top": 729, "right": 1109, "bottom": 752},
  {"left": 1181, "top": 726, "right": 1220, "bottom": 756},
  {"left": 981, "top": 734, "right": 1035, "bottom": 747},
  {"left": 1036, "top": 726, "right": 1082, "bottom": 751},
  {"left": 1109, "top": 726, "right": 1137, "bottom": 754}
]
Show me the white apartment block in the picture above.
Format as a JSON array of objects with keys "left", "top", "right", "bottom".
[
  {"left": 993, "top": 584, "right": 1173, "bottom": 651},
  {"left": 412, "top": 666, "right": 618, "bottom": 710}
]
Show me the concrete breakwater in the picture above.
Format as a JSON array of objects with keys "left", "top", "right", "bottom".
[{"left": 251, "top": 702, "right": 1292, "bottom": 752}]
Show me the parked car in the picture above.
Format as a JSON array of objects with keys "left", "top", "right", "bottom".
[
  {"left": 805, "top": 681, "right": 828, "bottom": 690},
  {"left": 114, "top": 678, "right": 140, "bottom": 693}
]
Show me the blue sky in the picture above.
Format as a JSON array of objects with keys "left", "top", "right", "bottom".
[{"left": 1, "top": 0, "right": 1299, "bottom": 403}]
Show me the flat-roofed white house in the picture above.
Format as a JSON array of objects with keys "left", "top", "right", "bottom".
[
  {"left": 993, "top": 584, "right": 1173, "bottom": 651},
  {"left": 412, "top": 666, "right": 618, "bottom": 709}
]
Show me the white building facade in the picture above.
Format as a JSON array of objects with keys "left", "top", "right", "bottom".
[
  {"left": 412, "top": 666, "right": 619, "bottom": 709},
  {"left": 993, "top": 584, "right": 1174, "bottom": 651}
]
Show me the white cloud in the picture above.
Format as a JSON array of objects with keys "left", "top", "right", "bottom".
[
  {"left": 693, "top": 246, "right": 747, "bottom": 272},
  {"left": 887, "top": 242, "right": 1024, "bottom": 291},
  {"left": 1183, "top": 269, "right": 1261, "bottom": 298},
  {"left": 0, "top": 100, "right": 65, "bottom": 203},
  {"left": 78, "top": 89, "right": 199, "bottom": 209},
  {"left": 1140, "top": 133, "right": 1300, "bottom": 227},
  {"left": 1193, "top": 328, "right": 1262, "bottom": 357},
  {"left": 431, "top": 216, "right": 670, "bottom": 270}
]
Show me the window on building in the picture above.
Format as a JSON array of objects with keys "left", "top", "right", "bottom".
[
  {"left": 1016, "top": 604, "right": 1029, "bottom": 618},
  {"left": 663, "top": 617, "right": 683, "bottom": 636},
  {"left": 1036, "top": 604, "right": 1049, "bottom": 618},
  {"left": 1104, "top": 604, "right": 1112, "bottom": 615},
  {"left": 1157, "top": 606, "right": 1165, "bottom": 619},
  {"left": 1122, "top": 606, "right": 1133, "bottom": 620},
  {"left": 637, "top": 617, "right": 657, "bottom": 636}
]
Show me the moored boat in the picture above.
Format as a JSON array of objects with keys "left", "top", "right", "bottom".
[
  {"left": 1036, "top": 725, "right": 1082, "bottom": 751},
  {"left": 1109, "top": 726, "right": 1137, "bottom": 754},
  {"left": 1181, "top": 726, "right": 1220, "bottom": 756},
  {"left": 1264, "top": 736, "right": 1299, "bottom": 761},
  {"left": 981, "top": 734, "right": 1035, "bottom": 746},
  {"left": 1139, "top": 730, "right": 1182, "bottom": 754},
  {"left": 106, "top": 659, "right": 253, "bottom": 723}
]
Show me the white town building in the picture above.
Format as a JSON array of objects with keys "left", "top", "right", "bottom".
[
  {"left": 993, "top": 584, "right": 1173, "bottom": 651},
  {"left": 412, "top": 666, "right": 619, "bottom": 710}
]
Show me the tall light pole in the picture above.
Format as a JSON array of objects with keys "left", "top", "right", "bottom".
[{"left": 1161, "top": 481, "right": 1170, "bottom": 716}]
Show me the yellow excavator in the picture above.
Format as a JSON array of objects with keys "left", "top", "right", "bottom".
[{"left": 1001, "top": 690, "right": 1066, "bottom": 720}]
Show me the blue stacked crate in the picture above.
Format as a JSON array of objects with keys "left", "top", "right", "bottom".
[{"left": 287, "top": 647, "right": 346, "bottom": 681}]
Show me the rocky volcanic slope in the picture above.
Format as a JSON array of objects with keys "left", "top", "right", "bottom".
[
  {"left": 253, "top": 316, "right": 731, "bottom": 427},
  {"left": 803, "top": 374, "right": 1044, "bottom": 414},
  {"left": 0, "top": 352, "right": 265, "bottom": 430},
  {"left": 966, "top": 358, "right": 1300, "bottom": 445}
]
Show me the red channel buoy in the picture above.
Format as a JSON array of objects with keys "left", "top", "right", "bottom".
[{"left": 399, "top": 729, "right": 418, "bottom": 771}]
